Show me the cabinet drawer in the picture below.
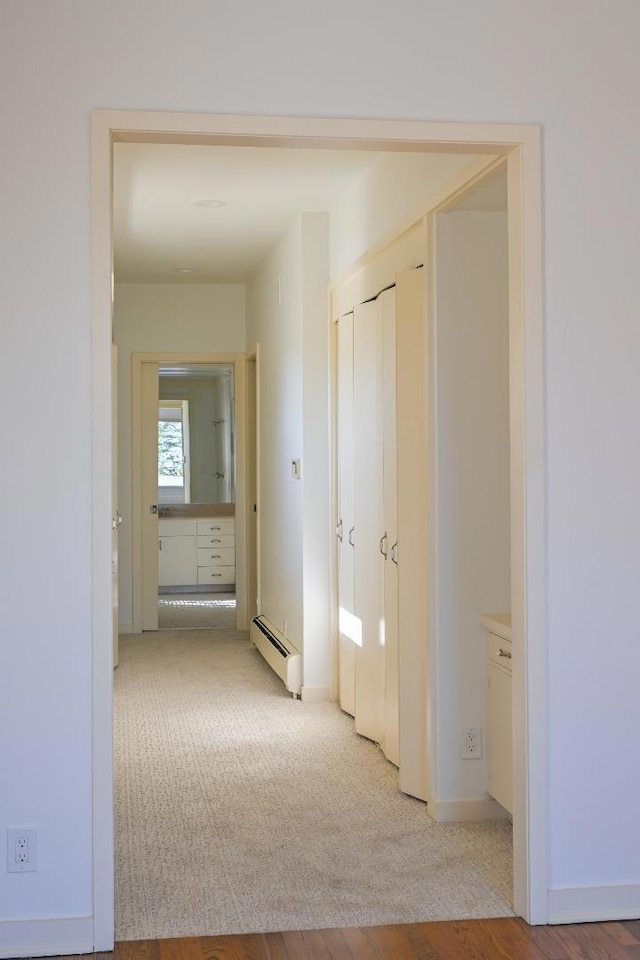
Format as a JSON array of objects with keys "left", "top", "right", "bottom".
[
  {"left": 158, "top": 519, "right": 197, "bottom": 536},
  {"left": 197, "top": 547, "right": 235, "bottom": 566},
  {"left": 197, "top": 519, "right": 235, "bottom": 536},
  {"left": 197, "top": 534, "right": 235, "bottom": 549},
  {"left": 486, "top": 634, "right": 512, "bottom": 673},
  {"left": 197, "top": 565, "right": 236, "bottom": 585}
]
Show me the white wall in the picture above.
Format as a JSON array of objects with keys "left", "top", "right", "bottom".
[
  {"left": 434, "top": 211, "right": 511, "bottom": 805},
  {"left": 329, "top": 152, "right": 490, "bottom": 279},
  {"left": 246, "top": 221, "right": 305, "bottom": 650},
  {"left": 113, "top": 283, "right": 246, "bottom": 629},
  {"left": 1, "top": 0, "right": 640, "bottom": 945},
  {"left": 300, "top": 214, "right": 332, "bottom": 694},
  {"left": 246, "top": 213, "right": 331, "bottom": 693}
]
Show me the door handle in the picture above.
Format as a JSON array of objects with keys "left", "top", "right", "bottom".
[
  {"left": 336, "top": 519, "right": 343, "bottom": 542},
  {"left": 348, "top": 526, "right": 355, "bottom": 547},
  {"left": 158, "top": 539, "right": 162, "bottom": 551},
  {"left": 390, "top": 541, "right": 398, "bottom": 565},
  {"left": 150, "top": 504, "right": 158, "bottom": 515},
  {"left": 379, "top": 532, "right": 388, "bottom": 558}
]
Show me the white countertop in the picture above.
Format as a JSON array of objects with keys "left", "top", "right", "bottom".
[{"left": 480, "top": 612, "right": 512, "bottom": 640}]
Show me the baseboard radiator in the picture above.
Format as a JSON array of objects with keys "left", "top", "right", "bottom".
[{"left": 250, "top": 616, "right": 302, "bottom": 697}]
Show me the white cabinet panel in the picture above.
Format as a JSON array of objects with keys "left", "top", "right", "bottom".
[
  {"left": 487, "top": 630, "right": 513, "bottom": 814},
  {"left": 487, "top": 660, "right": 513, "bottom": 814},
  {"left": 158, "top": 534, "right": 196, "bottom": 586}
]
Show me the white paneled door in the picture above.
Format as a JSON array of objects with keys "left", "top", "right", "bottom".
[
  {"left": 396, "top": 268, "right": 429, "bottom": 802},
  {"left": 381, "top": 288, "right": 400, "bottom": 766},
  {"left": 335, "top": 266, "right": 429, "bottom": 800},
  {"left": 337, "top": 311, "right": 356, "bottom": 716},
  {"left": 353, "top": 298, "right": 385, "bottom": 746}
]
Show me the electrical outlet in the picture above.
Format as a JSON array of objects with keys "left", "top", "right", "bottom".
[
  {"left": 7, "top": 828, "right": 37, "bottom": 873},
  {"left": 461, "top": 727, "right": 482, "bottom": 759}
]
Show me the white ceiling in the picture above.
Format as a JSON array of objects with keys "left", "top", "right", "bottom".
[
  {"left": 113, "top": 143, "right": 382, "bottom": 283},
  {"left": 113, "top": 143, "right": 507, "bottom": 284}
]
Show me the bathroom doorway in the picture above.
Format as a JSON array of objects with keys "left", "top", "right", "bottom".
[
  {"left": 156, "top": 363, "right": 237, "bottom": 630},
  {"left": 129, "top": 350, "right": 249, "bottom": 634}
]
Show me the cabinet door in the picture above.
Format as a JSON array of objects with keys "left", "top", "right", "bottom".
[
  {"left": 353, "top": 298, "right": 385, "bottom": 746},
  {"left": 158, "top": 535, "right": 196, "bottom": 586},
  {"left": 381, "top": 287, "right": 399, "bottom": 766},
  {"left": 487, "top": 661, "right": 513, "bottom": 813},
  {"left": 337, "top": 311, "right": 356, "bottom": 716}
]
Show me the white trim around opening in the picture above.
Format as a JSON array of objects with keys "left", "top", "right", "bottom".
[{"left": 91, "top": 110, "right": 546, "bottom": 950}]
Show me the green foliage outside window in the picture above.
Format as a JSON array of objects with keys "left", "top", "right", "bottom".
[{"left": 158, "top": 421, "right": 183, "bottom": 479}]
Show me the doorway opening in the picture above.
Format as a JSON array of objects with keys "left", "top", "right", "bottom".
[
  {"left": 126, "top": 350, "right": 249, "bottom": 636},
  {"left": 92, "top": 110, "right": 546, "bottom": 949},
  {"left": 156, "top": 363, "right": 236, "bottom": 630}
]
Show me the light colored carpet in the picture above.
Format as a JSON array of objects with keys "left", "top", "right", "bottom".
[
  {"left": 157, "top": 593, "right": 236, "bottom": 630},
  {"left": 114, "top": 631, "right": 513, "bottom": 940}
]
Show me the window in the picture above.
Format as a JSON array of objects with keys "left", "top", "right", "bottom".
[{"left": 158, "top": 401, "right": 191, "bottom": 502}]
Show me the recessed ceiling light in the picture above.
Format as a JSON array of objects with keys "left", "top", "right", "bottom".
[
  {"left": 191, "top": 198, "right": 226, "bottom": 208},
  {"left": 174, "top": 267, "right": 200, "bottom": 274}
]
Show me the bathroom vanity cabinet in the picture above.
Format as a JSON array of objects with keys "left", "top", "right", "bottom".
[
  {"left": 481, "top": 613, "right": 512, "bottom": 815},
  {"left": 158, "top": 517, "right": 235, "bottom": 588}
]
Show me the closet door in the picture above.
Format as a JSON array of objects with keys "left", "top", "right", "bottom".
[
  {"left": 353, "top": 298, "right": 385, "bottom": 745},
  {"left": 381, "top": 287, "right": 400, "bottom": 766},
  {"left": 337, "top": 312, "right": 356, "bottom": 716},
  {"left": 396, "top": 267, "right": 430, "bottom": 801}
]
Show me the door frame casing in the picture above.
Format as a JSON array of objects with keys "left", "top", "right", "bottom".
[
  {"left": 130, "top": 351, "right": 248, "bottom": 635},
  {"left": 91, "top": 110, "right": 545, "bottom": 948},
  {"left": 245, "top": 349, "right": 260, "bottom": 624}
]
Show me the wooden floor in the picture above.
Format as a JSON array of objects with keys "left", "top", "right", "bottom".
[{"left": 59, "top": 918, "right": 640, "bottom": 960}]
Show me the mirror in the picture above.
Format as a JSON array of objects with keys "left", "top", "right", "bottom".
[{"left": 158, "top": 364, "right": 235, "bottom": 505}]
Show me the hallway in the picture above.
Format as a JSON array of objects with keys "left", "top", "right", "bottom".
[{"left": 114, "top": 632, "right": 512, "bottom": 941}]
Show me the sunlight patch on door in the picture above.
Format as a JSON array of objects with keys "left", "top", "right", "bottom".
[{"left": 339, "top": 607, "right": 362, "bottom": 647}]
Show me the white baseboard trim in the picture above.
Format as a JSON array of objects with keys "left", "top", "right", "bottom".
[
  {"left": 428, "top": 797, "right": 510, "bottom": 822},
  {"left": 118, "top": 622, "right": 135, "bottom": 635},
  {"left": 301, "top": 685, "right": 332, "bottom": 703},
  {"left": 548, "top": 884, "right": 640, "bottom": 924},
  {"left": 0, "top": 916, "right": 93, "bottom": 958}
]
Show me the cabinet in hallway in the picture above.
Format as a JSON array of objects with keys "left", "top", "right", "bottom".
[{"left": 335, "top": 269, "right": 428, "bottom": 799}]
